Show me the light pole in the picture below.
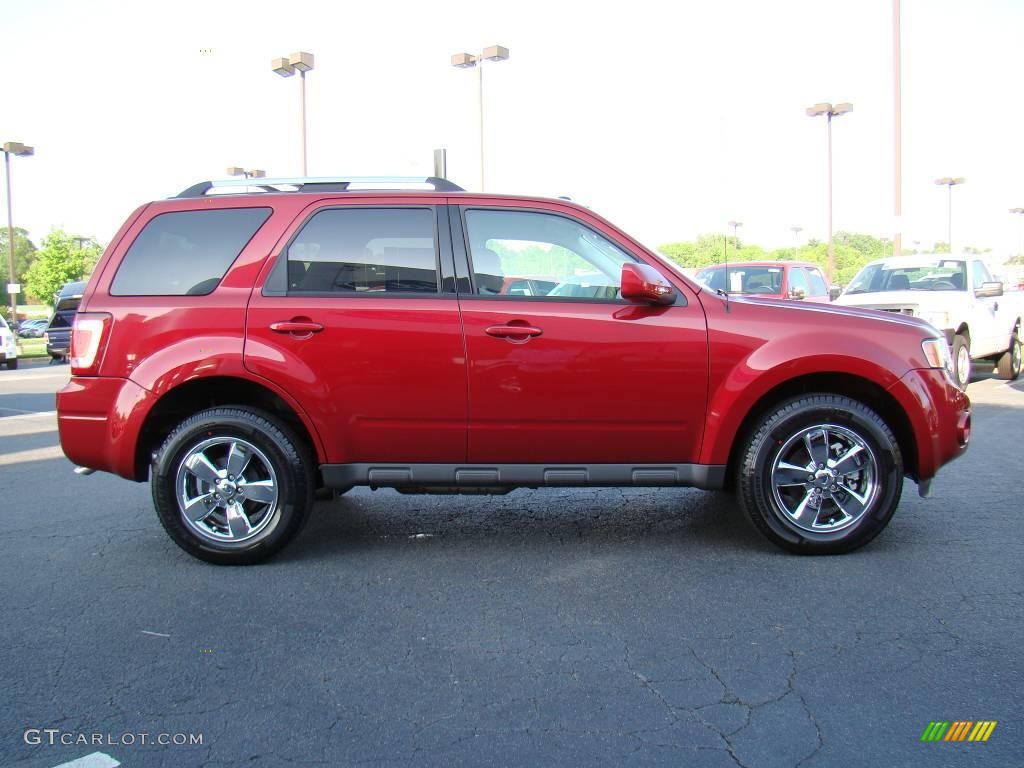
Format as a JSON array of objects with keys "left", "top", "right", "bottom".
[
  {"left": 271, "top": 52, "right": 314, "bottom": 175},
  {"left": 790, "top": 226, "right": 803, "bottom": 257},
  {"left": 1010, "top": 207, "right": 1024, "bottom": 257},
  {"left": 728, "top": 220, "right": 742, "bottom": 246},
  {"left": 226, "top": 167, "right": 267, "bottom": 180},
  {"left": 3, "top": 141, "right": 33, "bottom": 324},
  {"left": 451, "top": 45, "right": 510, "bottom": 192},
  {"left": 806, "top": 102, "right": 853, "bottom": 282},
  {"left": 935, "top": 177, "right": 965, "bottom": 253}
]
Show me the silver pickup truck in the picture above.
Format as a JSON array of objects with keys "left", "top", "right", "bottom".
[{"left": 835, "top": 254, "right": 1023, "bottom": 389}]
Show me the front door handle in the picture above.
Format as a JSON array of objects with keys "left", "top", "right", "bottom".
[
  {"left": 270, "top": 320, "right": 324, "bottom": 334},
  {"left": 485, "top": 324, "right": 543, "bottom": 339}
]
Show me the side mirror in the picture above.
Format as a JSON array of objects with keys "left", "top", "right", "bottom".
[
  {"left": 789, "top": 286, "right": 806, "bottom": 300},
  {"left": 620, "top": 263, "right": 676, "bottom": 306},
  {"left": 829, "top": 285, "right": 842, "bottom": 301},
  {"left": 975, "top": 281, "right": 1003, "bottom": 298}
]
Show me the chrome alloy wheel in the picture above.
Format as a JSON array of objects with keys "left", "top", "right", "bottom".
[
  {"left": 175, "top": 437, "right": 280, "bottom": 545},
  {"left": 956, "top": 345, "right": 971, "bottom": 387},
  {"left": 770, "top": 424, "right": 879, "bottom": 534}
]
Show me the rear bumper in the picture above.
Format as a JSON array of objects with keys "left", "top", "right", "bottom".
[
  {"left": 57, "top": 376, "right": 154, "bottom": 480},
  {"left": 887, "top": 367, "right": 970, "bottom": 482}
]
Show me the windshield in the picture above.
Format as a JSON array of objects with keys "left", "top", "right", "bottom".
[
  {"left": 695, "top": 266, "right": 784, "bottom": 295},
  {"left": 845, "top": 259, "right": 967, "bottom": 294}
]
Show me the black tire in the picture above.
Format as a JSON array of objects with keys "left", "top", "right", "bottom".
[
  {"left": 151, "top": 407, "right": 314, "bottom": 565},
  {"left": 995, "top": 329, "right": 1021, "bottom": 381},
  {"left": 736, "top": 394, "right": 903, "bottom": 555},
  {"left": 952, "top": 333, "right": 971, "bottom": 390},
  {"left": 4, "top": 359, "right": 16, "bottom": 370}
]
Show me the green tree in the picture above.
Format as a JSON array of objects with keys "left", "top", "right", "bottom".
[
  {"left": 659, "top": 232, "right": 879, "bottom": 286},
  {"left": 659, "top": 234, "right": 769, "bottom": 269},
  {"left": 0, "top": 226, "right": 38, "bottom": 306},
  {"left": 24, "top": 229, "right": 104, "bottom": 306}
]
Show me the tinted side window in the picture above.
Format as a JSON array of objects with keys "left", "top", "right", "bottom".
[
  {"left": 111, "top": 208, "right": 271, "bottom": 296},
  {"left": 287, "top": 208, "right": 438, "bottom": 294},
  {"left": 464, "top": 209, "right": 634, "bottom": 300},
  {"left": 806, "top": 268, "right": 829, "bottom": 297}
]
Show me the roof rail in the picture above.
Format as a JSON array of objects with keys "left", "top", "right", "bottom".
[{"left": 175, "top": 176, "right": 465, "bottom": 198}]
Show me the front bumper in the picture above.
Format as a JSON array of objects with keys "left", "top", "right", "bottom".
[
  {"left": 57, "top": 376, "right": 155, "bottom": 480},
  {"left": 887, "top": 367, "right": 970, "bottom": 482}
]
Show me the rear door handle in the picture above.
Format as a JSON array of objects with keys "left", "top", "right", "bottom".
[
  {"left": 485, "top": 324, "right": 543, "bottom": 338},
  {"left": 270, "top": 320, "right": 324, "bottom": 334}
]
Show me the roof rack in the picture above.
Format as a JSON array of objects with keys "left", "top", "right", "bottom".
[{"left": 175, "top": 176, "right": 466, "bottom": 198}]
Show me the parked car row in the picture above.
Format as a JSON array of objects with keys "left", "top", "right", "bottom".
[
  {"left": 0, "top": 281, "right": 88, "bottom": 371},
  {"left": 691, "top": 255, "right": 1022, "bottom": 390},
  {"left": 0, "top": 315, "right": 18, "bottom": 369},
  {"left": 14, "top": 318, "right": 48, "bottom": 338}
]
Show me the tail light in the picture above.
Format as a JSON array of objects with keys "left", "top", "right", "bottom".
[{"left": 70, "top": 313, "right": 112, "bottom": 376}]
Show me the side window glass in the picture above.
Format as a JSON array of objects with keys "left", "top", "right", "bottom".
[
  {"left": 287, "top": 208, "right": 438, "bottom": 294},
  {"left": 463, "top": 209, "right": 635, "bottom": 300},
  {"left": 971, "top": 260, "right": 993, "bottom": 288},
  {"left": 111, "top": 208, "right": 271, "bottom": 296},
  {"left": 788, "top": 267, "right": 810, "bottom": 296},
  {"left": 806, "top": 268, "right": 829, "bottom": 297}
]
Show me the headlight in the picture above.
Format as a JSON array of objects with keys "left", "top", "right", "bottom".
[
  {"left": 918, "top": 310, "right": 950, "bottom": 329},
  {"left": 922, "top": 338, "right": 953, "bottom": 375}
]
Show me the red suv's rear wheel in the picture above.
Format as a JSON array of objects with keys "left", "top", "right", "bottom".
[
  {"left": 151, "top": 407, "right": 313, "bottom": 564},
  {"left": 737, "top": 395, "right": 903, "bottom": 554}
]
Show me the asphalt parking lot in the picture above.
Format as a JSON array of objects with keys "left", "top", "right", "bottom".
[{"left": 1, "top": 360, "right": 1021, "bottom": 767}]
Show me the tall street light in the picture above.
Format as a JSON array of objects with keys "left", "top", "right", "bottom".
[
  {"left": 935, "top": 177, "right": 965, "bottom": 253},
  {"left": 806, "top": 101, "right": 853, "bottom": 282},
  {"left": 271, "top": 52, "right": 315, "bottom": 175},
  {"left": 3, "top": 141, "right": 34, "bottom": 324},
  {"left": 226, "top": 167, "right": 266, "bottom": 180},
  {"left": 1009, "top": 207, "right": 1024, "bottom": 257},
  {"left": 791, "top": 226, "right": 803, "bottom": 256},
  {"left": 451, "top": 45, "right": 511, "bottom": 192}
]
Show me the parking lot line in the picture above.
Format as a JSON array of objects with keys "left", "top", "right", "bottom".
[
  {"left": 0, "top": 445, "right": 66, "bottom": 466},
  {"left": 0, "top": 409, "right": 57, "bottom": 418},
  {"left": 0, "top": 419, "right": 57, "bottom": 438}
]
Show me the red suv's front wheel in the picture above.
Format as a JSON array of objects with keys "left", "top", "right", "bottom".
[
  {"left": 151, "top": 407, "right": 314, "bottom": 564},
  {"left": 736, "top": 395, "right": 904, "bottom": 554}
]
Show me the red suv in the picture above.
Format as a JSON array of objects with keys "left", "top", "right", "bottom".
[
  {"left": 57, "top": 177, "right": 970, "bottom": 564},
  {"left": 695, "top": 261, "right": 833, "bottom": 302}
]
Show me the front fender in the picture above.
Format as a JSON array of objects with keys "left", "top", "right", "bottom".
[{"left": 696, "top": 300, "right": 917, "bottom": 467}]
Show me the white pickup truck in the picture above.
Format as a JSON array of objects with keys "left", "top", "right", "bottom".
[{"left": 835, "top": 254, "right": 1022, "bottom": 389}]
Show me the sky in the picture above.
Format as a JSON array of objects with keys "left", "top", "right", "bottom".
[{"left": 2, "top": 0, "right": 1023, "bottom": 259}]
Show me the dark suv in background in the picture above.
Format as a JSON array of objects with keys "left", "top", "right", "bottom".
[
  {"left": 57, "top": 176, "right": 970, "bottom": 564},
  {"left": 44, "top": 281, "right": 85, "bottom": 362}
]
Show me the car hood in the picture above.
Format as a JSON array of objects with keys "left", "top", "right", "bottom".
[
  {"left": 834, "top": 290, "right": 966, "bottom": 307},
  {"left": 734, "top": 294, "right": 939, "bottom": 334}
]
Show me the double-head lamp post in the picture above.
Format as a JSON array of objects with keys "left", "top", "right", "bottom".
[
  {"left": 226, "top": 167, "right": 266, "bottom": 180},
  {"left": 451, "top": 45, "right": 510, "bottom": 192},
  {"left": 806, "top": 102, "right": 853, "bottom": 283},
  {"left": 271, "top": 52, "right": 315, "bottom": 176}
]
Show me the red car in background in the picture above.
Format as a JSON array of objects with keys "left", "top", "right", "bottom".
[{"left": 695, "top": 261, "right": 833, "bottom": 302}]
